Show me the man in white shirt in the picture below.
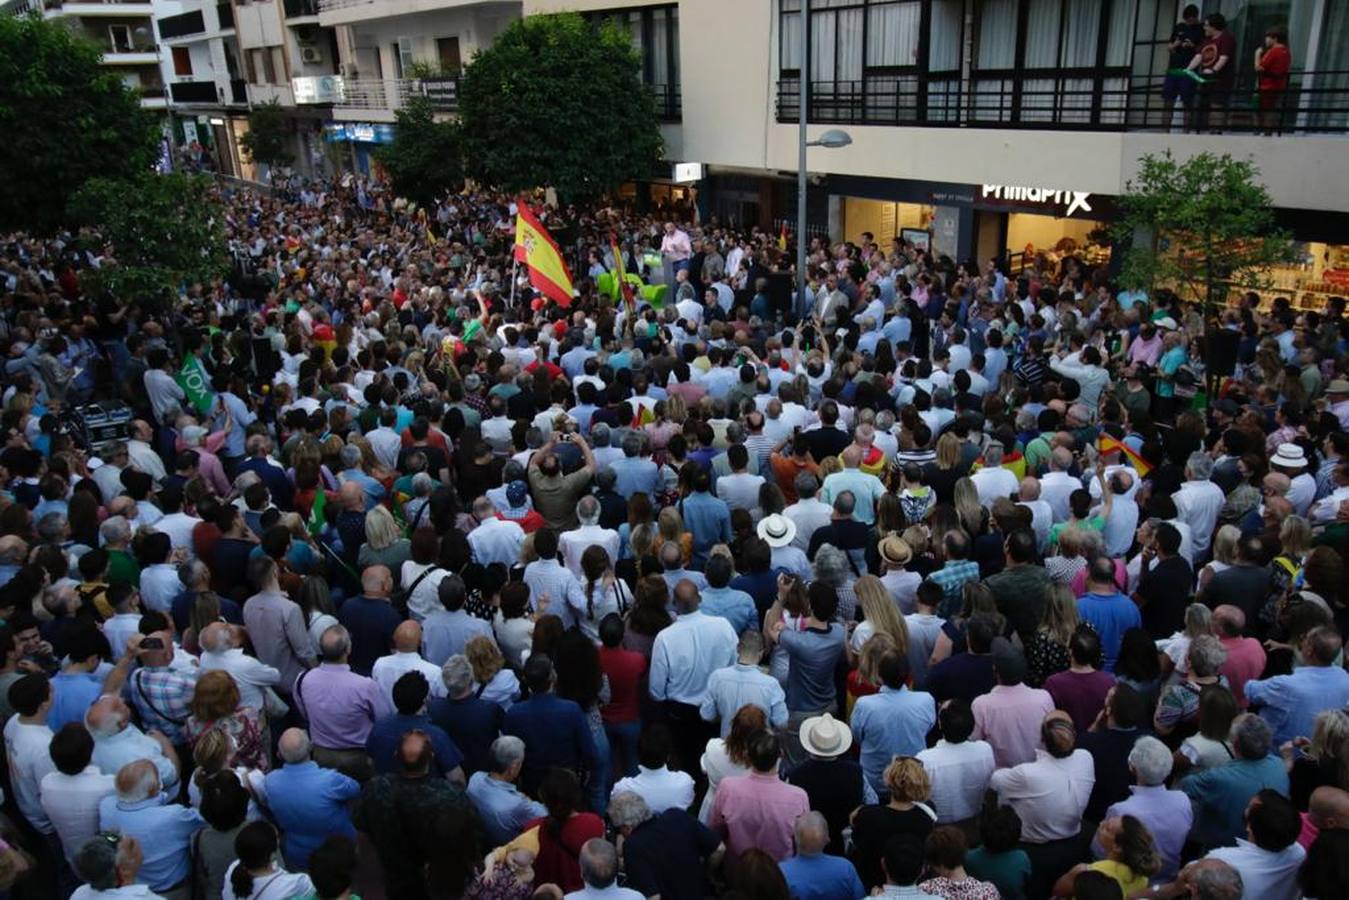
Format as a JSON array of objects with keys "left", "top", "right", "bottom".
[
  {"left": 917, "top": 700, "right": 996, "bottom": 826},
  {"left": 4, "top": 673, "right": 58, "bottom": 837},
  {"left": 1039, "top": 448, "right": 1082, "bottom": 523},
  {"left": 101, "top": 586, "right": 143, "bottom": 661},
  {"left": 142, "top": 349, "right": 187, "bottom": 427},
  {"left": 365, "top": 408, "right": 404, "bottom": 470},
  {"left": 372, "top": 621, "right": 446, "bottom": 704},
  {"left": 1017, "top": 477, "right": 1055, "bottom": 553},
  {"left": 523, "top": 530, "right": 587, "bottom": 630},
  {"left": 197, "top": 622, "right": 281, "bottom": 712},
  {"left": 610, "top": 724, "right": 695, "bottom": 814},
  {"left": 466, "top": 497, "right": 525, "bottom": 569},
  {"left": 125, "top": 420, "right": 167, "bottom": 484},
  {"left": 970, "top": 443, "right": 1020, "bottom": 508},
  {"left": 1172, "top": 452, "right": 1226, "bottom": 558},
  {"left": 1202, "top": 790, "right": 1305, "bottom": 900},
  {"left": 559, "top": 496, "right": 620, "bottom": 579},
  {"left": 149, "top": 486, "right": 201, "bottom": 557},
  {"left": 783, "top": 472, "right": 832, "bottom": 553},
  {"left": 699, "top": 631, "right": 788, "bottom": 738},
  {"left": 715, "top": 445, "right": 765, "bottom": 516},
  {"left": 41, "top": 721, "right": 117, "bottom": 865},
  {"left": 989, "top": 712, "right": 1095, "bottom": 859},
  {"left": 650, "top": 581, "right": 737, "bottom": 778}
]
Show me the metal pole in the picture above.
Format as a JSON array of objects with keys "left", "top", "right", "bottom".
[{"left": 795, "top": 0, "right": 809, "bottom": 323}]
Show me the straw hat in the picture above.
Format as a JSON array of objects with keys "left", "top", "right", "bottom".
[
  {"left": 799, "top": 712, "right": 852, "bottom": 758},
  {"left": 878, "top": 535, "right": 913, "bottom": 567},
  {"left": 757, "top": 513, "right": 797, "bottom": 549}
]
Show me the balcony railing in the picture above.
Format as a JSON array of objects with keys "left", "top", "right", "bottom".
[
  {"left": 316, "top": 0, "right": 368, "bottom": 12},
  {"left": 650, "top": 83, "right": 680, "bottom": 122},
  {"left": 216, "top": 1, "right": 232, "bottom": 28},
  {"left": 282, "top": 0, "right": 317, "bottom": 16},
  {"left": 157, "top": 8, "right": 204, "bottom": 38},
  {"left": 778, "top": 70, "right": 1349, "bottom": 135},
  {"left": 331, "top": 77, "right": 458, "bottom": 111},
  {"left": 170, "top": 80, "right": 219, "bottom": 103}
]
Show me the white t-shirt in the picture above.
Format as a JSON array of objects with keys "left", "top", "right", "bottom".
[{"left": 221, "top": 863, "right": 313, "bottom": 900}]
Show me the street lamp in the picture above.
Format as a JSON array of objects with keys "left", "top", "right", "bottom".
[{"left": 795, "top": 0, "right": 852, "bottom": 321}]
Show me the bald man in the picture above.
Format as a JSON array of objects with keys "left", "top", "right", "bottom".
[
  {"left": 1040, "top": 447, "right": 1081, "bottom": 523},
  {"left": 820, "top": 444, "right": 886, "bottom": 525},
  {"left": 336, "top": 565, "right": 402, "bottom": 676},
  {"left": 371, "top": 620, "right": 445, "bottom": 703},
  {"left": 1211, "top": 605, "right": 1266, "bottom": 708},
  {"left": 198, "top": 620, "right": 281, "bottom": 712},
  {"left": 1301, "top": 786, "right": 1349, "bottom": 849},
  {"left": 98, "top": 759, "right": 203, "bottom": 895},
  {"left": 264, "top": 728, "right": 360, "bottom": 869},
  {"left": 779, "top": 811, "right": 865, "bottom": 900}
]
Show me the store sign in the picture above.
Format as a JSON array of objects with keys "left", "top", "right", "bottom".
[
  {"left": 322, "top": 122, "right": 395, "bottom": 144},
  {"left": 292, "top": 75, "right": 346, "bottom": 105},
  {"left": 673, "top": 162, "right": 704, "bottom": 183},
  {"left": 416, "top": 78, "right": 458, "bottom": 109},
  {"left": 981, "top": 184, "right": 1094, "bottom": 217}
]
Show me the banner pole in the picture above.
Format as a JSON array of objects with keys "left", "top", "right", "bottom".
[{"left": 509, "top": 258, "right": 519, "bottom": 309}]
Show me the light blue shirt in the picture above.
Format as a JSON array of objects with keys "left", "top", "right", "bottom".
[
  {"left": 608, "top": 456, "right": 661, "bottom": 499},
  {"left": 699, "top": 586, "right": 758, "bottom": 636},
  {"left": 882, "top": 314, "right": 912, "bottom": 348},
  {"left": 467, "top": 770, "right": 547, "bottom": 847},
  {"left": 1245, "top": 665, "right": 1349, "bottom": 746},
  {"left": 649, "top": 611, "right": 738, "bottom": 706},
  {"left": 263, "top": 760, "right": 360, "bottom": 868},
  {"left": 92, "top": 725, "right": 178, "bottom": 790},
  {"left": 677, "top": 492, "right": 731, "bottom": 567},
  {"left": 851, "top": 686, "right": 937, "bottom": 795},
  {"left": 523, "top": 558, "right": 587, "bottom": 630},
  {"left": 338, "top": 467, "right": 386, "bottom": 511},
  {"left": 214, "top": 391, "right": 255, "bottom": 457},
  {"left": 98, "top": 794, "right": 203, "bottom": 891},
  {"left": 700, "top": 663, "right": 789, "bottom": 736},
  {"left": 820, "top": 470, "right": 887, "bottom": 525},
  {"left": 423, "top": 609, "right": 495, "bottom": 667}
]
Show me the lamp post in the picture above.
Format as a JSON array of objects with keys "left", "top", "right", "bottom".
[{"left": 795, "top": 0, "right": 852, "bottom": 321}]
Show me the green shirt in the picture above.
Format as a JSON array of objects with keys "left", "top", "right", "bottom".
[
  {"left": 107, "top": 550, "right": 140, "bottom": 589},
  {"left": 965, "top": 847, "right": 1031, "bottom": 900}
]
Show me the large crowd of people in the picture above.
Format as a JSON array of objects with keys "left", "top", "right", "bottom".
[{"left": 0, "top": 172, "right": 1346, "bottom": 900}]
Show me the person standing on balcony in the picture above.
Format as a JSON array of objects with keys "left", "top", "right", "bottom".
[
  {"left": 1188, "top": 13, "right": 1236, "bottom": 133},
  {"left": 1161, "top": 5, "right": 1204, "bottom": 130},
  {"left": 1255, "top": 26, "right": 1292, "bottom": 135}
]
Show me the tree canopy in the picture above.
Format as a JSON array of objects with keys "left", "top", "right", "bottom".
[
  {"left": 0, "top": 14, "right": 157, "bottom": 233},
  {"left": 375, "top": 96, "right": 464, "bottom": 207},
  {"left": 1113, "top": 151, "right": 1297, "bottom": 313},
  {"left": 458, "top": 12, "right": 663, "bottom": 202},
  {"left": 69, "top": 173, "right": 228, "bottom": 313},
  {"left": 241, "top": 100, "right": 294, "bottom": 173}
]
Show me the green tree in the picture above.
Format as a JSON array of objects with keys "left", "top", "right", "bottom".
[
  {"left": 69, "top": 173, "right": 228, "bottom": 313},
  {"left": 0, "top": 14, "right": 156, "bottom": 233},
  {"left": 375, "top": 96, "right": 464, "bottom": 207},
  {"left": 458, "top": 13, "right": 662, "bottom": 202},
  {"left": 1113, "top": 151, "right": 1297, "bottom": 323},
  {"left": 240, "top": 100, "right": 294, "bottom": 172}
]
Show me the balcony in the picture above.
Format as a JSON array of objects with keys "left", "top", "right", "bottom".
[
  {"left": 650, "top": 83, "right": 679, "bottom": 122},
  {"left": 777, "top": 70, "right": 1349, "bottom": 136},
  {"left": 170, "top": 80, "right": 220, "bottom": 103},
  {"left": 101, "top": 48, "right": 159, "bottom": 64},
  {"left": 157, "top": 8, "right": 204, "bottom": 39},
  {"left": 230, "top": 79, "right": 247, "bottom": 104},
  {"left": 282, "top": 0, "right": 318, "bottom": 18},
  {"left": 316, "top": 0, "right": 484, "bottom": 27},
  {"left": 313, "top": 76, "right": 458, "bottom": 116},
  {"left": 41, "top": 0, "right": 154, "bottom": 16}
]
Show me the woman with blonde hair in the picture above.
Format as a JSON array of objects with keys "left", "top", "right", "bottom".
[
  {"left": 850, "top": 575, "right": 910, "bottom": 661},
  {"left": 930, "top": 582, "right": 1005, "bottom": 668},
  {"left": 1052, "top": 815, "right": 1161, "bottom": 899},
  {"left": 952, "top": 478, "right": 989, "bottom": 539},
  {"left": 874, "top": 493, "right": 906, "bottom": 539},
  {"left": 465, "top": 634, "right": 521, "bottom": 710},
  {"left": 185, "top": 671, "right": 268, "bottom": 771},
  {"left": 846, "top": 632, "right": 896, "bottom": 717},
  {"left": 189, "top": 728, "right": 266, "bottom": 818},
  {"left": 1199, "top": 524, "right": 1242, "bottom": 592},
  {"left": 1287, "top": 708, "right": 1349, "bottom": 807},
  {"left": 927, "top": 433, "right": 966, "bottom": 505},
  {"left": 850, "top": 756, "right": 936, "bottom": 889},
  {"left": 817, "top": 455, "right": 843, "bottom": 481},
  {"left": 698, "top": 704, "right": 767, "bottom": 824},
  {"left": 900, "top": 525, "right": 936, "bottom": 580},
  {"left": 657, "top": 505, "right": 693, "bottom": 565},
  {"left": 1026, "top": 583, "right": 1080, "bottom": 688},
  {"left": 1161, "top": 603, "right": 1213, "bottom": 681},
  {"left": 348, "top": 434, "right": 395, "bottom": 486},
  {"left": 357, "top": 505, "right": 411, "bottom": 579}
]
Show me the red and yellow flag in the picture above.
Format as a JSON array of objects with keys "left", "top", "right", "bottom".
[
  {"left": 1098, "top": 435, "right": 1152, "bottom": 477},
  {"left": 514, "top": 202, "right": 574, "bottom": 308},
  {"left": 778, "top": 222, "right": 789, "bottom": 251}
]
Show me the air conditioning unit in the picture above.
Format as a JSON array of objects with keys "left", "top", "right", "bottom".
[{"left": 300, "top": 46, "right": 323, "bottom": 64}]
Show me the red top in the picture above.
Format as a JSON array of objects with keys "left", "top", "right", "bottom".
[
  {"left": 1259, "top": 44, "right": 1291, "bottom": 91},
  {"left": 522, "top": 813, "right": 605, "bottom": 893},
  {"left": 598, "top": 645, "right": 647, "bottom": 724}
]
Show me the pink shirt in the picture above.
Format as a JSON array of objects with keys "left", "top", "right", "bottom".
[
  {"left": 1219, "top": 636, "right": 1267, "bottom": 708},
  {"left": 972, "top": 683, "right": 1056, "bottom": 769},
  {"left": 709, "top": 770, "right": 809, "bottom": 862}
]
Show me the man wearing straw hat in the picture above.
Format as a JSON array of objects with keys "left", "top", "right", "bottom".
[
  {"left": 786, "top": 713, "right": 875, "bottom": 858},
  {"left": 758, "top": 513, "right": 810, "bottom": 581}
]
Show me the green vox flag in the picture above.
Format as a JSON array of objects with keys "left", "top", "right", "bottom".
[{"left": 175, "top": 352, "right": 216, "bottom": 416}]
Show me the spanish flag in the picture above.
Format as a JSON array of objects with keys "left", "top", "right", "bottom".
[
  {"left": 514, "top": 202, "right": 574, "bottom": 308},
  {"left": 778, "top": 222, "right": 789, "bottom": 251},
  {"left": 1098, "top": 435, "right": 1152, "bottom": 477}
]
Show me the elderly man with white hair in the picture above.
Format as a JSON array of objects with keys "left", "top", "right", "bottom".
[
  {"left": 98, "top": 759, "right": 203, "bottom": 897},
  {"left": 466, "top": 735, "right": 546, "bottom": 846},
  {"left": 970, "top": 443, "right": 1019, "bottom": 508},
  {"left": 1173, "top": 451, "right": 1226, "bottom": 558},
  {"left": 86, "top": 695, "right": 179, "bottom": 791},
  {"left": 70, "top": 832, "right": 158, "bottom": 900},
  {"left": 1095, "top": 735, "right": 1193, "bottom": 880},
  {"left": 180, "top": 423, "right": 231, "bottom": 498},
  {"left": 198, "top": 621, "right": 281, "bottom": 712},
  {"left": 569, "top": 838, "right": 645, "bottom": 900},
  {"left": 608, "top": 790, "right": 725, "bottom": 900},
  {"left": 560, "top": 495, "right": 620, "bottom": 578},
  {"left": 466, "top": 496, "right": 526, "bottom": 569},
  {"left": 779, "top": 810, "right": 865, "bottom": 900}
]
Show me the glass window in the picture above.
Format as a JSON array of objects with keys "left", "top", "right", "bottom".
[
  {"left": 977, "top": 0, "right": 1018, "bottom": 69},
  {"left": 866, "top": 1, "right": 921, "bottom": 68},
  {"left": 929, "top": 0, "right": 963, "bottom": 71}
]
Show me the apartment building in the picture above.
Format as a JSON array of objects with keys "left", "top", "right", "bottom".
[
  {"left": 527, "top": 0, "right": 1349, "bottom": 310},
  {"left": 2, "top": 0, "right": 168, "bottom": 110}
]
